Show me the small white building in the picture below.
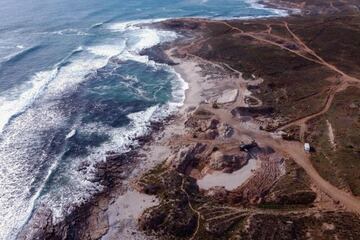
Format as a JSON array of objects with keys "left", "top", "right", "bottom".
[{"left": 304, "top": 143, "right": 311, "bottom": 152}]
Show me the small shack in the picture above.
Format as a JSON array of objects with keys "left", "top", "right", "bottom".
[{"left": 304, "top": 143, "right": 311, "bottom": 152}]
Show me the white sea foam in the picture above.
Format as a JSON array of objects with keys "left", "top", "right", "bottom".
[
  {"left": 0, "top": 46, "right": 88, "bottom": 134},
  {"left": 117, "top": 27, "right": 177, "bottom": 65},
  {"left": 0, "top": 69, "right": 58, "bottom": 133},
  {"left": 122, "top": 74, "right": 139, "bottom": 82},
  {"left": 245, "top": 0, "right": 291, "bottom": 16},
  {"left": 168, "top": 67, "right": 189, "bottom": 108},
  {"left": 0, "top": 18, "right": 185, "bottom": 239},
  {"left": 90, "top": 22, "right": 104, "bottom": 28},
  {"left": 0, "top": 19, "right": 177, "bottom": 134},
  {"left": 52, "top": 28, "right": 90, "bottom": 36},
  {"left": 0, "top": 3, "right": 290, "bottom": 237},
  {"left": 111, "top": 20, "right": 187, "bottom": 115},
  {"left": 45, "top": 43, "right": 126, "bottom": 98},
  {"left": 87, "top": 44, "right": 125, "bottom": 57},
  {"left": 108, "top": 21, "right": 141, "bottom": 32},
  {"left": 39, "top": 105, "right": 161, "bottom": 224},
  {"left": 49, "top": 23, "right": 180, "bottom": 185},
  {"left": 43, "top": 23, "right": 177, "bottom": 101},
  {"left": 107, "top": 18, "right": 168, "bottom": 32},
  {"left": 0, "top": 105, "right": 66, "bottom": 240},
  {"left": 1, "top": 45, "right": 38, "bottom": 63},
  {"left": 0, "top": 3, "right": 293, "bottom": 238},
  {"left": 0, "top": 40, "right": 128, "bottom": 237},
  {"left": 59, "top": 69, "right": 188, "bottom": 213},
  {"left": 33, "top": 28, "right": 90, "bottom": 36},
  {"left": 110, "top": 105, "right": 159, "bottom": 150},
  {"left": 108, "top": 19, "right": 177, "bottom": 60}
]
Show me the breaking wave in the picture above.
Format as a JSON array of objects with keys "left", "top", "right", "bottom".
[
  {"left": 1, "top": 45, "right": 43, "bottom": 65},
  {"left": 0, "top": 1, "right": 285, "bottom": 238},
  {"left": 0, "top": 46, "right": 84, "bottom": 133},
  {"left": 0, "top": 19, "right": 186, "bottom": 240}
]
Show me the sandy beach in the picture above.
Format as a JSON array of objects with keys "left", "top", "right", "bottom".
[
  {"left": 99, "top": 34, "right": 276, "bottom": 237},
  {"left": 17, "top": 3, "right": 360, "bottom": 237},
  {"left": 100, "top": 48, "right": 212, "bottom": 239}
]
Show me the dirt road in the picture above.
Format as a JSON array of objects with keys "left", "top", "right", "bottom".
[
  {"left": 173, "top": 18, "right": 360, "bottom": 214},
  {"left": 205, "top": 105, "right": 360, "bottom": 214}
]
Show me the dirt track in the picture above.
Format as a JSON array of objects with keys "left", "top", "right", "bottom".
[
  {"left": 220, "top": 20, "right": 360, "bottom": 135},
  {"left": 173, "top": 18, "right": 360, "bottom": 214},
  {"left": 180, "top": 177, "right": 201, "bottom": 240},
  {"left": 203, "top": 105, "right": 360, "bottom": 214}
]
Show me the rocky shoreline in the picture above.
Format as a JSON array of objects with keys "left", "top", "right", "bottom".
[
  {"left": 18, "top": 0, "right": 360, "bottom": 239},
  {"left": 136, "top": 5, "right": 360, "bottom": 239},
  {"left": 17, "top": 117, "right": 173, "bottom": 239},
  {"left": 18, "top": 31, "right": 210, "bottom": 239}
]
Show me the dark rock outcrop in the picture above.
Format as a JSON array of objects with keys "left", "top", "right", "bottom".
[
  {"left": 140, "top": 44, "right": 177, "bottom": 66},
  {"left": 172, "top": 143, "right": 207, "bottom": 173},
  {"left": 138, "top": 171, "right": 200, "bottom": 239},
  {"left": 232, "top": 106, "right": 274, "bottom": 118},
  {"left": 265, "top": 190, "right": 317, "bottom": 205},
  {"left": 210, "top": 151, "right": 250, "bottom": 173},
  {"left": 139, "top": 203, "right": 197, "bottom": 238}
]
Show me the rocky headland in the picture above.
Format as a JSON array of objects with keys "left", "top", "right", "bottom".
[{"left": 19, "top": 0, "right": 360, "bottom": 239}]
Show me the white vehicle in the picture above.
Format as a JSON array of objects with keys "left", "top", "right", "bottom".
[{"left": 304, "top": 143, "right": 311, "bottom": 152}]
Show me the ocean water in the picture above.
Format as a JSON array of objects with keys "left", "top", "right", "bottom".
[{"left": 0, "top": 0, "right": 285, "bottom": 239}]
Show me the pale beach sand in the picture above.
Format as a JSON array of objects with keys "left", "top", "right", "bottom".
[
  {"left": 197, "top": 158, "right": 260, "bottom": 191},
  {"left": 101, "top": 48, "right": 208, "bottom": 239}
]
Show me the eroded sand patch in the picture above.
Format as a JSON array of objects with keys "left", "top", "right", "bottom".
[
  {"left": 103, "top": 191, "right": 158, "bottom": 240},
  {"left": 326, "top": 120, "right": 336, "bottom": 148},
  {"left": 216, "top": 89, "right": 239, "bottom": 104},
  {"left": 197, "top": 158, "right": 259, "bottom": 191}
]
